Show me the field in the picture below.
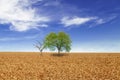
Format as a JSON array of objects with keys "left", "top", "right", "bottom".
[{"left": 0, "top": 52, "right": 120, "bottom": 80}]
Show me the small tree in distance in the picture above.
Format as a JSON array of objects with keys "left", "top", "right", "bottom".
[
  {"left": 34, "top": 41, "right": 45, "bottom": 55},
  {"left": 44, "top": 32, "right": 72, "bottom": 54}
]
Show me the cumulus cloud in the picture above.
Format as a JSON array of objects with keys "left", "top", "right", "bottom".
[
  {"left": 0, "top": 0, "right": 50, "bottom": 31},
  {"left": 61, "top": 16, "right": 96, "bottom": 27}
]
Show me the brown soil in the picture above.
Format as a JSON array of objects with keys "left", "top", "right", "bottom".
[{"left": 0, "top": 52, "right": 120, "bottom": 80}]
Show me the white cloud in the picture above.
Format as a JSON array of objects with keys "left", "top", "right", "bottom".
[
  {"left": 38, "top": 24, "right": 48, "bottom": 27},
  {"left": 0, "top": 34, "right": 40, "bottom": 41},
  {"left": 44, "top": 1, "right": 60, "bottom": 6},
  {"left": 0, "top": 0, "right": 50, "bottom": 31},
  {"left": 61, "top": 16, "right": 96, "bottom": 27},
  {"left": 96, "top": 19, "right": 105, "bottom": 24},
  {"left": 95, "top": 15, "right": 117, "bottom": 25},
  {"left": 0, "top": 37, "right": 19, "bottom": 41},
  {"left": 89, "top": 15, "right": 117, "bottom": 28}
]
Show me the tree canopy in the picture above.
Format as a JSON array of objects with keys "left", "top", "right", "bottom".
[{"left": 44, "top": 32, "right": 72, "bottom": 53}]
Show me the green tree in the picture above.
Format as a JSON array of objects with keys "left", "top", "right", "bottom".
[{"left": 44, "top": 32, "right": 72, "bottom": 54}]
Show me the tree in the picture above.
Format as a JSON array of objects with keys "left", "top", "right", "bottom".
[
  {"left": 44, "top": 32, "right": 72, "bottom": 54},
  {"left": 34, "top": 41, "right": 45, "bottom": 55}
]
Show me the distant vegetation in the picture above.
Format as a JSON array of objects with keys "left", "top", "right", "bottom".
[{"left": 35, "top": 31, "right": 72, "bottom": 55}]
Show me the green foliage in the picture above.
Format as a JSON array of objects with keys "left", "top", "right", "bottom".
[{"left": 44, "top": 32, "right": 72, "bottom": 53}]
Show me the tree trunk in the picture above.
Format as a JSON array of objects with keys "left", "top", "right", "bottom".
[
  {"left": 58, "top": 50, "right": 60, "bottom": 54},
  {"left": 57, "top": 46, "right": 61, "bottom": 54},
  {"left": 40, "top": 50, "right": 43, "bottom": 56}
]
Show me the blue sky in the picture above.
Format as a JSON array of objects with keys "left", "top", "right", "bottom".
[{"left": 0, "top": 0, "right": 120, "bottom": 52}]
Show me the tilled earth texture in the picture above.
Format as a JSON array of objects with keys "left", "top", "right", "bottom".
[{"left": 0, "top": 52, "right": 120, "bottom": 80}]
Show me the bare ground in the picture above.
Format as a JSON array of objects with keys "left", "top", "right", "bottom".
[{"left": 0, "top": 52, "right": 120, "bottom": 80}]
